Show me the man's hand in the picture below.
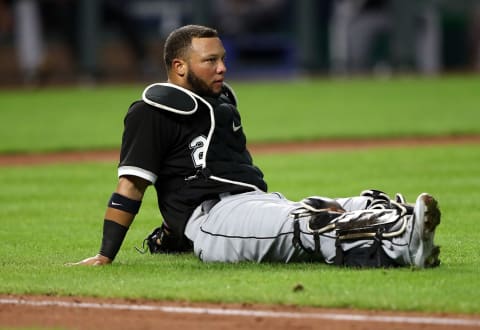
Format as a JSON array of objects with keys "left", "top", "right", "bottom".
[{"left": 65, "top": 254, "right": 112, "bottom": 266}]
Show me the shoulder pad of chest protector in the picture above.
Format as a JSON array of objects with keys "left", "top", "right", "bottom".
[{"left": 142, "top": 83, "right": 198, "bottom": 115}]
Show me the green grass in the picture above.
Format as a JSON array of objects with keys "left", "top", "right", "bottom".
[
  {"left": 1, "top": 75, "right": 479, "bottom": 153},
  {"left": 0, "top": 85, "right": 135, "bottom": 153},
  {"left": 239, "top": 75, "right": 480, "bottom": 141},
  {"left": 1, "top": 145, "right": 479, "bottom": 314}
]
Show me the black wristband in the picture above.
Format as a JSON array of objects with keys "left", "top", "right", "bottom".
[
  {"left": 108, "top": 192, "right": 141, "bottom": 214},
  {"left": 99, "top": 220, "right": 128, "bottom": 260}
]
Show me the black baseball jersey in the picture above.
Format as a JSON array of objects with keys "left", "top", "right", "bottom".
[{"left": 118, "top": 83, "right": 267, "bottom": 249}]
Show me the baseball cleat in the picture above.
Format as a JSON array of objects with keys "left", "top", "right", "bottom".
[{"left": 407, "top": 193, "right": 441, "bottom": 268}]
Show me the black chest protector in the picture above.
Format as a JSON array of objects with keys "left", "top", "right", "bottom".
[{"left": 142, "top": 83, "right": 267, "bottom": 248}]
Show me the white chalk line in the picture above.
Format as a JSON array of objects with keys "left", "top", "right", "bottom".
[{"left": 1, "top": 298, "right": 479, "bottom": 327}]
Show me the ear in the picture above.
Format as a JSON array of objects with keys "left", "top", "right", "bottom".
[{"left": 172, "top": 59, "right": 186, "bottom": 77}]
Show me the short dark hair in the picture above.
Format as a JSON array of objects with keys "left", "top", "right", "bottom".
[{"left": 163, "top": 25, "right": 219, "bottom": 72}]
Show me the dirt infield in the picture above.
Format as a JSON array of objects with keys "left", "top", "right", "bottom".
[
  {"left": 1, "top": 295, "right": 480, "bottom": 330},
  {"left": 1, "top": 135, "right": 480, "bottom": 329},
  {"left": 2, "top": 135, "right": 480, "bottom": 167}
]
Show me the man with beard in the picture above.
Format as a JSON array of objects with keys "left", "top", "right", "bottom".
[{"left": 71, "top": 25, "right": 441, "bottom": 268}]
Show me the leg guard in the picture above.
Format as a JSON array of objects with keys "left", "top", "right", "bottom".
[
  {"left": 332, "top": 203, "right": 411, "bottom": 267},
  {"left": 360, "top": 189, "right": 392, "bottom": 209},
  {"left": 300, "top": 196, "right": 346, "bottom": 213},
  {"left": 291, "top": 196, "right": 345, "bottom": 261},
  {"left": 292, "top": 198, "right": 412, "bottom": 268},
  {"left": 361, "top": 189, "right": 414, "bottom": 213}
]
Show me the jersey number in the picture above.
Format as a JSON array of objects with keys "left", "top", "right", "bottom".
[{"left": 190, "top": 136, "right": 207, "bottom": 168}]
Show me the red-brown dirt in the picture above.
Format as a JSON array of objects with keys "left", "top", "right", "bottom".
[
  {"left": 1, "top": 295, "right": 480, "bottom": 330},
  {"left": 1, "top": 135, "right": 480, "bottom": 167}
]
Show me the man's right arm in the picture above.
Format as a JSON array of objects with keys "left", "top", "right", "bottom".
[{"left": 68, "top": 175, "right": 150, "bottom": 266}]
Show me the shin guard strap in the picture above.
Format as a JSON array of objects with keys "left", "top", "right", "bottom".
[{"left": 292, "top": 217, "right": 323, "bottom": 261}]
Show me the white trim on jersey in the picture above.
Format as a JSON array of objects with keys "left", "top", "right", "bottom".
[
  {"left": 118, "top": 166, "right": 158, "bottom": 184},
  {"left": 209, "top": 175, "right": 263, "bottom": 192}
]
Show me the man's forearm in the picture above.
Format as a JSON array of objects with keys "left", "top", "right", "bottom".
[{"left": 98, "top": 192, "right": 141, "bottom": 260}]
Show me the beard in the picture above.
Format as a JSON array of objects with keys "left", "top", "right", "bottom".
[{"left": 186, "top": 70, "right": 220, "bottom": 97}]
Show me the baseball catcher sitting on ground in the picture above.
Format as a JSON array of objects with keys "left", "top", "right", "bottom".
[{"left": 70, "top": 25, "right": 441, "bottom": 268}]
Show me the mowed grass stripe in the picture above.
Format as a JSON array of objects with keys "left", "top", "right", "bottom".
[{"left": 1, "top": 75, "right": 479, "bottom": 153}]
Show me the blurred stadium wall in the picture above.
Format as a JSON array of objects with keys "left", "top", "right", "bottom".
[{"left": 0, "top": 0, "right": 479, "bottom": 86}]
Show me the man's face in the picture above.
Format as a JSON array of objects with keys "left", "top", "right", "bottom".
[{"left": 184, "top": 37, "right": 227, "bottom": 97}]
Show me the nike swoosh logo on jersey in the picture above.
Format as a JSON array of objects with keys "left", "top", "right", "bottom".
[
  {"left": 232, "top": 122, "right": 242, "bottom": 132},
  {"left": 111, "top": 202, "right": 123, "bottom": 206}
]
